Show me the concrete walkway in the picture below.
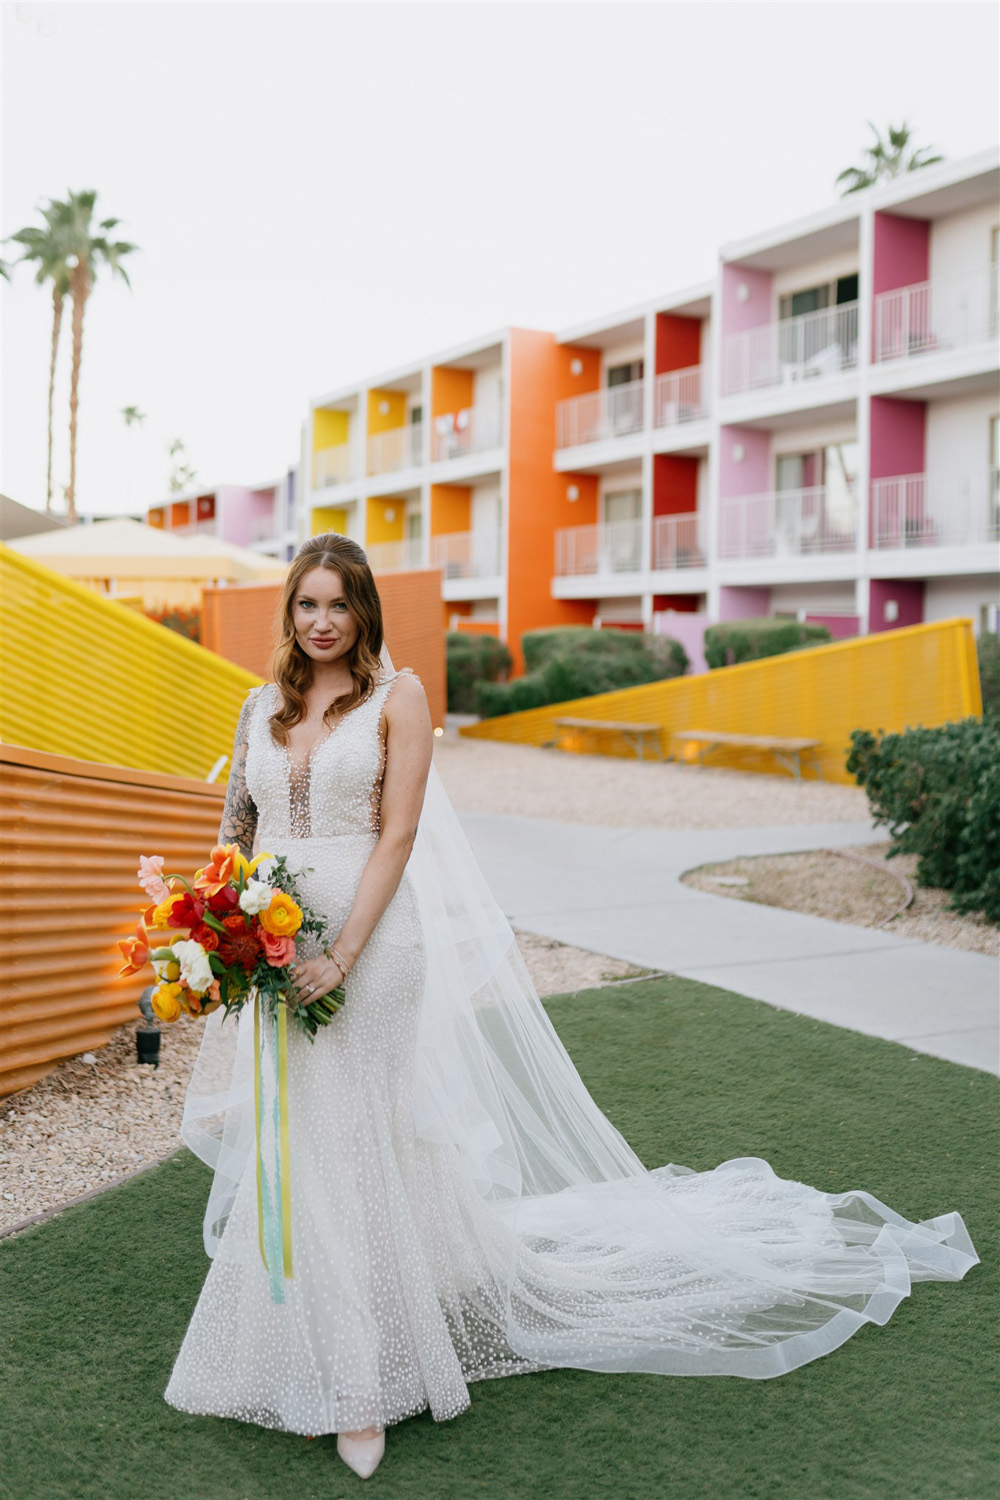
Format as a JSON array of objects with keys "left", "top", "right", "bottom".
[{"left": 458, "top": 812, "right": 999, "bottom": 1076}]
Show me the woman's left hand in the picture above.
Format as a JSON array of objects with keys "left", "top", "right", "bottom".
[{"left": 288, "top": 955, "right": 345, "bottom": 1006}]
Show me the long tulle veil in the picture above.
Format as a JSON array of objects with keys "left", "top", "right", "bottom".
[{"left": 179, "top": 643, "right": 978, "bottom": 1380}]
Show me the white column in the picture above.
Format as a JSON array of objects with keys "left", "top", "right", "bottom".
[
  {"left": 705, "top": 266, "right": 725, "bottom": 620},
  {"left": 856, "top": 204, "right": 875, "bottom": 636}
]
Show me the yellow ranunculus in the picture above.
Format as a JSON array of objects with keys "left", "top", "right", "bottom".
[
  {"left": 150, "top": 893, "right": 184, "bottom": 929},
  {"left": 151, "top": 983, "right": 184, "bottom": 1023},
  {"left": 258, "top": 891, "right": 303, "bottom": 937}
]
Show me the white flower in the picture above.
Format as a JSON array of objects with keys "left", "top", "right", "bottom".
[
  {"left": 172, "top": 939, "right": 215, "bottom": 994},
  {"left": 239, "top": 878, "right": 274, "bottom": 916}
]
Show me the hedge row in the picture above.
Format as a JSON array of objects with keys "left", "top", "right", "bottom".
[
  {"left": 473, "top": 627, "right": 688, "bottom": 718},
  {"left": 704, "top": 618, "right": 832, "bottom": 669}
]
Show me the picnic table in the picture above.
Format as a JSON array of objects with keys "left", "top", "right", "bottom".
[
  {"left": 671, "top": 728, "right": 823, "bottom": 780},
  {"left": 547, "top": 717, "right": 665, "bottom": 762}
]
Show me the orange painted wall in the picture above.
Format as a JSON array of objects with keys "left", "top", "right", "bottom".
[
  {"left": 452, "top": 619, "right": 500, "bottom": 639},
  {"left": 506, "top": 329, "right": 603, "bottom": 675},
  {"left": 202, "top": 571, "right": 446, "bottom": 729},
  {"left": 653, "top": 454, "right": 699, "bottom": 516},
  {"left": 432, "top": 366, "right": 474, "bottom": 418},
  {"left": 430, "top": 484, "right": 471, "bottom": 537},
  {"left": 655, "top": 314, "right": 701, "bottom": 374}
]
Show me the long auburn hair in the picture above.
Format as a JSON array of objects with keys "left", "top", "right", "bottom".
[{"left": 268, "top": 533, "right": 385, "bottom": 746}]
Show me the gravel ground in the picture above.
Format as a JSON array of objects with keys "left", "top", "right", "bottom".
[
  {"left": 683, "top": 844, "right": 998, "bottom": 958},
  {"left": 432, "top": 732, "right": 871, "bottom": 827}
]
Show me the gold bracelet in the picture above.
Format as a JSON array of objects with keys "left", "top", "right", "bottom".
[{"left": 328, "top": 944, "right": 352, "bottom": 977}]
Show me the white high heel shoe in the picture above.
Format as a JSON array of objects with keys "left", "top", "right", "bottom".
[{"left": 336, "top": 1428, "right": 385, "bottom": 1479}]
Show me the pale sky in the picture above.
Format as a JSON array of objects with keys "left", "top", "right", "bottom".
[{"left": 2, "top": 0, "right": 997, "bottom": 520}]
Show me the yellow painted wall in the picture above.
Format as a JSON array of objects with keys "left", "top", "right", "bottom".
[
  {"left": 0, "top": 544, "right": 261, "bottom": 779},
  {"left": 312, "top": 506, "right": 349, "bottom": 535},
  {"left": 367, "top": 389, "right": 408, "bottom": 434},
  {"left": 459, "top": 619, "right": 982, "bottom": 784},
  {"left": 431, "top": 484, "right": 471, "bottom": 537},
  {"left": 366, "top": 496, "right": 406, "bottom": 543},
  {"left": 313, "top": 408, "right": 350, "bottom": 451}
]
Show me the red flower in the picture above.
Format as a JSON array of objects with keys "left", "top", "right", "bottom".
[
  {"left": 207, "top": 885, "right": 239, "bottom": 916},
  {"left": 168, "top": 892, "right": 206, "bottom": 928},
  {"left": 221, "top": 912, "right": 248, "bottom": 933},
  {"left": 191, "top": 923, "right": 220, "bottom": 952},
  {"left": 219, "top": 927, "right": 262, "bottom": 973}
]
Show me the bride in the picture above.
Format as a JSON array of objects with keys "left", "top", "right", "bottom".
[{"left": 164, "top": 532, "right": 979, "bottom": 1480}]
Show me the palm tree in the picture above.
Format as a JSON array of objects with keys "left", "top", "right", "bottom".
[
  {"left": 59, "top": 190, "right": 138, "bottom": 520},
  {"left": 836, "top": 122, "right": 943, "bottom": 197},
  {"left": 121, "top": 405, "right": 147, "bottom": 512},
  {"left": 5, "top": 199, "right": 75, "bottom": 512},
  {"left": 168, "top": 437, "right": 198, "bottom": 494}
]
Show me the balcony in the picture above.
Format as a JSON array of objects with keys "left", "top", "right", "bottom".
[
  {"left": 720, "top": 303, "right": 859, "bottom": 397},
  {"left": 555, "top": 380, "right": 645, "bottom": 449},
  {"left": 652, "top": 513, "right": 705, "bottom": 570},
  {"left": 430, "top": 528, "right": 502, "bottom": 579},
  {"left": 873, "top": 266, "right": 999, "bottom": 363},
  {"left": 555, "top": 518, "right": 643, "bottom": 576},
  {"left": 365, "top": 537, "right": 425, "bottom": 572},
  {"left": 719, "top": 487, "right": 858, "bottom": 560},
  {"left": 367, "top": 423, "right": 424, "bottom": 475},
  {"left": 431, "top": 403, "right": 502, "bottom": 463},
  {"left": 871, "top": 471, "right": 999, "bottom": 549},
  {"left": 313, "top": 445, "right": 353, "bottom": 488},
  {"left": 653, "top": 367, "right": 707, "bottom": 427}
]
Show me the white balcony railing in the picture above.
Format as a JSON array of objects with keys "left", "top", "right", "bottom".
[
  {"left": 652, "top": 513, "right": 706, "bottom": 570},
  {"left": 554, "top": 518, "right": 644, "bottom": 576},
  {"left": 556, "top": 380, "right": 645, "bottom": 448},
  {"left": 431, "top": 528, "right": 502, "bottom": 579},
  {"left": 366, "top": 536, "right": 425, "bottom": 572},
  {"left": 653, "top": 367, "right": 707, "bottom": 427},
  {"left": 873, "top": 265, "right": 999, "bottom": 363},
  {"left": 719, "top": 487, "right": 858, "bottom": 560},
  {"left": 721, "top": 302, "right": 859, "bottom": 396},
  {"left": 312, "top": 444, "right": 353, "bottom": 488},
  {"left": 247, "top": 512, "right": 283, "bottom": 545},
  {"left": 367, "top": 422, "right": 424, "bottom": 475},
  {"left": 871, "top": 470, "right": 1000, "bottom": 549},
  {"left": 431, "top": 403, "right": 502, "bottom": 463}
]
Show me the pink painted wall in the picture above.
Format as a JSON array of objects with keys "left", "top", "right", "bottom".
[
  {"left": 872, "top": 212, "right": 930, "bottom": 296},
  {"left": 805, "top": 613, "right": 859, "bottom": 640},
  {"left": 653, "top": 610, "right": 710, "bottom": 675},
  {"left": 719, "top": 425, "right": 771, "bottom": 496},
  {"left": 721, "top": 264, "right": 772, "bottom": 335},
  {"left": 216, "top": 484, "right": 278, "bottom": 547},
  {"left": 870, "top": 396, "right": 926, "bottom": 481},
  {"left": 719, "top": 585, "right": 772, "bottom": 621},
  {"left": 869, "top": 579, "right": 925, "bottom": 634}
]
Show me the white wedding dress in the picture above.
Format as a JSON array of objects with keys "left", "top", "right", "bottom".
[{"left": 164, "top": 667, "right": 979, "bottom": 1437}]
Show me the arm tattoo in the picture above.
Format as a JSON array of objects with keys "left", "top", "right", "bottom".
[{"left": 219, "top": 693, "right": 259, "bottom": 862}]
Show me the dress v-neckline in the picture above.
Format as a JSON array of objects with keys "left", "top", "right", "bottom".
[{"left": 277, "top": 673, "right": 395, "bottom": 780}]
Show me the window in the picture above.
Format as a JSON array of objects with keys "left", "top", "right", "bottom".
[
  {"left": 607, "top": 360, "right": 644, "bottom": 387},
  {"left": 410, "top": 404, "right": 423, "bottom": 425}
]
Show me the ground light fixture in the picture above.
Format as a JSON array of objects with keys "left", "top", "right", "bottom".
[{"left": 136, "top": 984, "right": 161, "bottom": 1067}]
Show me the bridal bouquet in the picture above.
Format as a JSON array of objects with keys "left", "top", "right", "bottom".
[{"left": 116, "top": 843, "right": 345, "bottom": 1039}]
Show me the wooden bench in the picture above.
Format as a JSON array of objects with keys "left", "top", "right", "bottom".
[
  {"left": 547, "top": 717, "right": 665, "bottom": 762},
  {"left": 671, "top": 728, "right": 823, "bottom": 780}
]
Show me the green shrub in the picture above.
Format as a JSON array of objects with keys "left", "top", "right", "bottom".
[
  {"left": 446, "top": 631, "right": 512, "bottom": 713},
  {"left": 704, "top": 618, "right": 832, "bottom": 669},
  {"left": 977, "top": 631, "right": 1000, "bottom": 722},
  {"left": 847, "top": 718, "right": 1000, "bottom": 923},
  {"left": 474, "top": 628, "right": 688, "bottom": 718}
]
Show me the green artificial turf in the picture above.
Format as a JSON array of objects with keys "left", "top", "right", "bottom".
[{"left": 1, "top": 974, "right": 995, "bottom": 1500}]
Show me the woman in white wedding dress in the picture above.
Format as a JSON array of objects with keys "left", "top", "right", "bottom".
[{"left": 164, "top": 533, "right": 979, "bottom": 1480}]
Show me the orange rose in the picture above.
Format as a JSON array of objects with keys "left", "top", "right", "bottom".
[{"left": 258, "top": 892, "right": 303, "bottom": 938}]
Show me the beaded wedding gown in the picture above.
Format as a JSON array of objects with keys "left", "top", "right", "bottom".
[{"left": 164, "top": 667, "right": 979, "bottom": 1438}]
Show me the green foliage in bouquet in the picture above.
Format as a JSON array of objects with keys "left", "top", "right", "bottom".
[
  {"left": 847, "top": 718, "right": 1000, "bottom": 924},
  {"left": 703, "top": 618, "right": 832, "bottom": 670},
  {"left": 474, "top": 627, "right": 688, "bottom": 719},
  {"left": 446, "top": 631, "right": 513, "bottom": 712}
]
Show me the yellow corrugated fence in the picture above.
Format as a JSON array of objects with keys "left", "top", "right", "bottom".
[
  {"left": 0, "top": 543, "right": 263, "bottom": 779},
  {"left": 459, "top": 619, "right": 982, "bottom": 784}
]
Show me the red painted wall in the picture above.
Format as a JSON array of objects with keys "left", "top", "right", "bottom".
[
  {"left": 869, "top": 579, "right": 925, "bottom": 634},
  {"left": 870, "top": 397, "right": 926, "bottom": 480},
  {"left": 655, "top": 314, "right": 701, "bottom": 374},
  {"left": 653, "top": 454, "right": 699, "bottom": 516}
]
